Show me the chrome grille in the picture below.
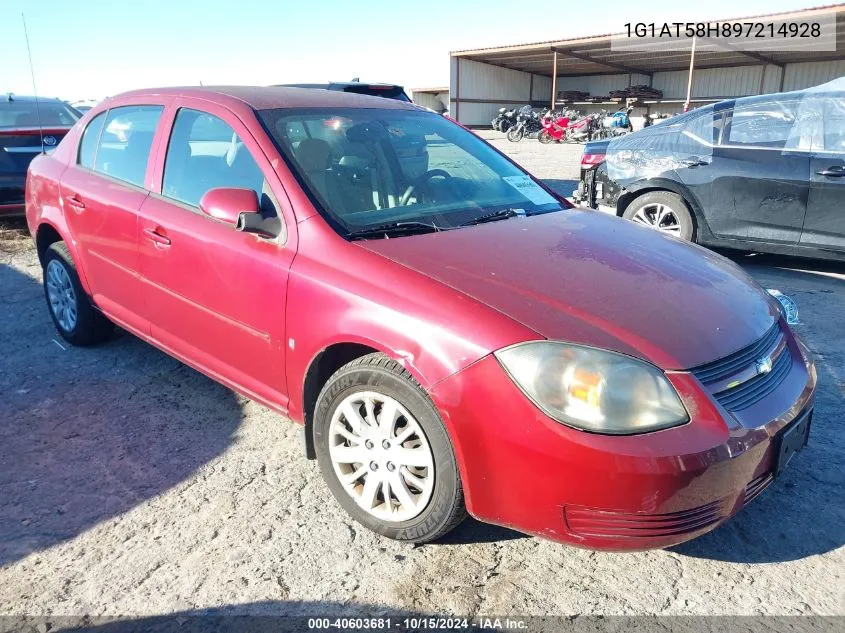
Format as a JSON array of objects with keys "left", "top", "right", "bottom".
[
  {"left": 692, "top": 323, "right": 792, "bottom": 411},
  {"left": 692, "top": 323, "right": 781, "bottom": 384}
]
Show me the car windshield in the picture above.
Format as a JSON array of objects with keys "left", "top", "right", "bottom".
[
  {"left": 260, "top": 108, "right": 566, "bottom": 237},
  {"left": 0, "top": 101, "right": 80, "bottom": 128}
]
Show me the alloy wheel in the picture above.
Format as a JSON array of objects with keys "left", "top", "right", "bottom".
[
  {"left": 46, "top": 259, "right": 78, "bottom": 332},
  {"left": 631, "top": 203, "right": 682, "bottom": 235},
  {"left": 328, "top": 391, "right": 435, "bottom": 522}
]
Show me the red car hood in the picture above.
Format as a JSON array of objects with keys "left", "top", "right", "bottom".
[{"left": 358, "top": 210, "right": 778, "bottom": 370}]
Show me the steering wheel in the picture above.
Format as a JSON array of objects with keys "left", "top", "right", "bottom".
[{"left": 400, "top": 169, "right": 452, "bottom": 206}]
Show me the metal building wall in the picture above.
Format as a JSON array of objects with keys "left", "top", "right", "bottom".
[
  {"left": 451, "top": 58, "right": 550, "bottom": 126},
  {"left": 651, "top": 66, "right": 771, "bottom": 99},
  {"left": 782, "top": 60, "right": 845, "bottom": 91},
  {"left": 412, "top": 91, "right": 449, "bottom": 113}
]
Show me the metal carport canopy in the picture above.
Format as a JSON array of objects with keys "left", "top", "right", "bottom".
[{"left": 450, "top": 4, "right": 845, "bottom": 78}]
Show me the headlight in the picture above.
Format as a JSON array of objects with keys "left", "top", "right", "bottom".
[{"left": 495, "top": 342, "right": 689, "bottom": 435}]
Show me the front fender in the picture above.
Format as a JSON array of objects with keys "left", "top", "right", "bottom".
[{"left": 283, "top": 223, "right": 538, "bottom": 423}]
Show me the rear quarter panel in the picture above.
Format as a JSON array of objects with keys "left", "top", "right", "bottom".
[{"left": 25, "top": 118, "right": 92, "bottom": 290}]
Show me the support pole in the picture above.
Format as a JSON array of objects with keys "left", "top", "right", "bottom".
[
  {"left": 684, "top": 36, "right": 696, "bottom": 112},
  {"left": 551, "top": 50, "right": 558, "bottom": 111}
]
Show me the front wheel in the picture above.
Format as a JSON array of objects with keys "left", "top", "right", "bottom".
[
  {"left": 538, "top": 130, "right": 553, "bottom": 144},
  {"left": 623, "top": 191, "right": 695, "bottom": 241},
  {"left": 506, "top": 126, "right": 524, "bottom": 142},
  {"left": 314, "top": 353, "right": 467, "bottom": 543}
]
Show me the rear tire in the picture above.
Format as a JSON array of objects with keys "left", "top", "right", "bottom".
[
  {"left": 43, "top": 242, "right": 113, "bottom": 346},
  {"left": 622, "top": 191, "right": 695, "bottom": 242},
  {"left": 314, "top": 353, "right": 467, "bottom": 543}
]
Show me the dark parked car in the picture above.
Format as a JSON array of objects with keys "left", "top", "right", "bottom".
[
  {"left": 274, "top": 81, "right": 411, "bottom": 102},
  {"left": 573, "top": 83, "right": 845, "bottom": 261},
  {"left": 1, "top": 94, "right": 81, "bottom": 216}
]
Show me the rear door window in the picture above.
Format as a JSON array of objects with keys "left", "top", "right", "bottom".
[
  {"left": 93, "top": 105, "right": 163, "bottom": 187},
  {"left": 725, "top": 100, "right": 798, "bottom": 149},
  {"left": 822, "top": 98, "right": 845, "bottom": 152}
]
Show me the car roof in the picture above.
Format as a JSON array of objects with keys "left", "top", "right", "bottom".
[{"left": 111, "top": 86, "right": 420, "bottom": 112}]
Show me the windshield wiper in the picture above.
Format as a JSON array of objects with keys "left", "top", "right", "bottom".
[
  {"left": 347, "top": 221, "right": 442, "bottom": 240},
  {"left": 460, "top": 208, "right": 524, "bottom": 227}
]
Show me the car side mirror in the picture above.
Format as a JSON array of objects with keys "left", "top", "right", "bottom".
[{"left": 199, "top": 188, "right": 275, "bottom": 238}]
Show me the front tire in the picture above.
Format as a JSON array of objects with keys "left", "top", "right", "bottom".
[
  {"left": 623, "top": 191, "right": 695, "bottom": 241},
  {"left": 506, "top": 126, "right": 524, "bottom": 142},
  {"left": 43, "top": 242, "right": 113, "bottom": 346},
  {"left": 314, "top": 353, "right": 466, "bottom": 543},
  {"left": 538, "top": 130, "right": 553, "bottom": 144}
]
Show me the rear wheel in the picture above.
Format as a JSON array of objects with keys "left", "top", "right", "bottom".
[
  {"left": 623, "top": 191, "right": 695, "bottom": 241},
  {"left": 43, "top": 242, "right": 113, "bottom": 345},
  {"left": 314, "top": 353, "right": 466, "bottom": 543}
]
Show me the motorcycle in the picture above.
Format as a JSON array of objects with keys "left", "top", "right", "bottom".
[
  {"left": 492, "top": 107, "right": 517, "bottom": 133},
  {"left": 506, "top": 105, "right": 543, "bottom": 142},
  {"left": 564, "top": 112, "right": 600, "bottom": 143},
  {"left": 538, "top": 109, "right": 580, "bottom": 144},
  {"left": 593, "top": 106, "right": 634, "bottom": 139}
]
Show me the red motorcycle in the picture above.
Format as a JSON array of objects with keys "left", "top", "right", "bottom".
[{"left": 538, "top": 111, "right": 570, "bottom": 144}]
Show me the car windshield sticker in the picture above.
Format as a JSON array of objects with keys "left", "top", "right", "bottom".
[{"left": 503, "top": 176, "right": 558, "bottom": 205}]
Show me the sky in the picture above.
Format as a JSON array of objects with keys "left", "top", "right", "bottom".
[{"left": 0, "top": 0, "right": 830, "bottom": 101}]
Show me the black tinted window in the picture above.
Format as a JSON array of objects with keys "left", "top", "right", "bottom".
[
  {"left": 93, "top": 105, "right": 163, "bottom": 187},
  {"left": 78, "top": 112, "right": 106, "bottom": 169},
  {"left": 727, "top": 100, "right": 797, "bottom": 148},
  {"left": 163, "top": 109, "right": 265, "bottom": 208},
  {"left": 0, "top": 101, "right": 80, "bottom": 128}
]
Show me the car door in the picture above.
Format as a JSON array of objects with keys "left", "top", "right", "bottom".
[
  {"left": 136, "top": 101, "right": 293, "bottom": 408},
  {"left": 802, "top": 96, "right": 845, "bottom": 252},
  {"left": 59, "top": 103, "right": 164, "bottom": 334},
  {"left": 702, "top": 98, "right": 810, "bottom": 244}
]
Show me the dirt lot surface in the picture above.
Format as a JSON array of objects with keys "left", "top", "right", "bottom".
[{"left": 1, "top": 139, "right": 843, "bottom": 619}]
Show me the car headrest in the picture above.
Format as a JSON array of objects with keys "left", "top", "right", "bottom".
[{"left": 296, "top": 138, "right": 332, "bottom": 172}]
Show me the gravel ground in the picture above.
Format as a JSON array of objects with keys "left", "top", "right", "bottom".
[{"left": 0, "top": 138, "right": 843, "bottom": 620}]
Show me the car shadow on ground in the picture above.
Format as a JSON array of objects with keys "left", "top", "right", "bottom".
[
  {"left": 8, "top": 602, "right": 493, "bottom": 633},
  {"left": 439, "top": 517, "right": 527, "bottom": 545},
  {"left": 0, "top": 259, "right": 243, "bottom": 567},
  {"left": 672, "top": 254, "right": 845, "bottom": 563}
]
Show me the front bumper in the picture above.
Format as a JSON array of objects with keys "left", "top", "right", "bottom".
[{"left": 429, "top": 341, "right": 816, "bottom": 551}]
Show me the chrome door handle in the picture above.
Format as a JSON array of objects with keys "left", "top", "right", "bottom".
[
  {"left": 143, "top": 227, "right": 171, "bottom": 246},
  {"left": 816, "top": 166, "right": 845, "bottom": 177},
  {"left": 65, "top": 195, "right": 85, "bottom": 211}
]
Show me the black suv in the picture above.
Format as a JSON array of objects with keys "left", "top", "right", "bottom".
[
  {"left": 574, "top": 84, "right": 845, "bottom": 261},
  {"left": 274, "top": 82, "right": 411, "bottom": 102}
]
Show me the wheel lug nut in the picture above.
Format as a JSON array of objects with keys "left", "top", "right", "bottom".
[
  {"left": 369, "top": 461, "right": 378, "bottom": 471},
  {"left": 365, "top": 440, "right": 374, "bottom": 449},
  {"left": 386, "top": 462, "right": 396, "bottom": 472},
  {"left": 382, "top": 439, "right": 391, "bottom": 449}
]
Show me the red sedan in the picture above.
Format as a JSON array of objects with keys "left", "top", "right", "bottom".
[{"left": 25, "top": 87, "right": 816, "bottom": 550}]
